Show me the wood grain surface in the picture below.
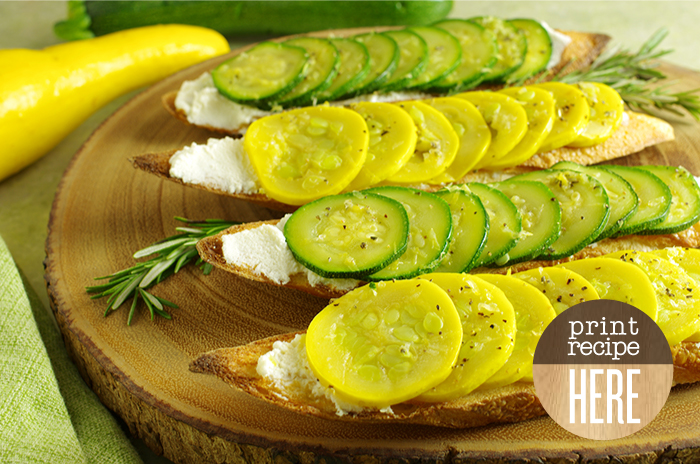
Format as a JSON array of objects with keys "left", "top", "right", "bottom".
[{"left": 44, "top": 29, "right": 700, "bottom": 463}]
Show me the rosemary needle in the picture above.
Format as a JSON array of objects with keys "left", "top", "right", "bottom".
[
  {"left": 550, "top": 27, "right": 700, "bottom": 120},
  {"left": 86, "top": 217, "right": 239, "bottom": 325}
]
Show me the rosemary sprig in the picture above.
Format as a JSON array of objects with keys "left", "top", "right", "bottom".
[
  {"left": 550, "top": 28, "right": 700, "bottom": 119},
  {"left": 86, "top": 217, "right": 239, "bottom": 324}
]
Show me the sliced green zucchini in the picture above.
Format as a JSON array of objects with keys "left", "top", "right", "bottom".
[
  {"left": 506, "top": 19, "right": 552, "bottom": 82},
  {"left": 316, "top": 38, "right": 370, "bottom": 102},
  {"left": 512, "top": 169, "right": 610, "bottom": 260},
  {"left": 405, "top": 26, "right": 462, "bottom": 89},
  {"left": 636, "top": 165, "right": 700, "bottom": 234},
  {"left": 431, "top": 19, "right": 497, "bottom": 91},
  {"left": 599, "top": 165, "right": 672, "bottom": 236},
  {"left": 365, "top": 187, "right": 452, "bottom": 281},
  {"left": 279, "top": 37, "right": 339, "bottom": 107},
  {"left": 466, "top": 183, "right": 522, "bottom": 267},
  {"left": 551, "top": 161, "right": 638, "bottom": 240},
  {"left": 212, "top": 41, "right": 308, "bottom": 106},
  {"left": 350, "top": 32, "right": 400, "bottom": 95},
  {"left": 492, "top": 180, "right": 561, "bottom": 264},
  {"left": 433, "top": 188, "right": 489, "bottom": 273},
  {"left": 381, "top": 29, "right": 429, "bottom": 91},
  {"left": 284, "top": 192, "right": 409, "bottom": 278},
  {"left": 470, "top": 16, "right": 527, "bottom": 83}
]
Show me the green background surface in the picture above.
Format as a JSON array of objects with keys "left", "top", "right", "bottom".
[{"left": 1, "top": 1, "right": 699, "bottom": 462}]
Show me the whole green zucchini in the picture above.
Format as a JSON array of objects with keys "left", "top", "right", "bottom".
[{"left": 55, "top": 0, "right": 453, "bottom": 41}]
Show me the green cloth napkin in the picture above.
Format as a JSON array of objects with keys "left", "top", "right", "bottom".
[{"left": 0, "top": 235, "right": 142, "bottom": 464}]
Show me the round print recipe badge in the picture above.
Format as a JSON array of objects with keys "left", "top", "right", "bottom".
[{"left": 533, "top": 300, "right": 672, "bottom": 440}]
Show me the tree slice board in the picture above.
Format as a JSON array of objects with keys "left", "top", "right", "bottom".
[{"left": 45, "top": 28, "right": 700, "bottom": 463}]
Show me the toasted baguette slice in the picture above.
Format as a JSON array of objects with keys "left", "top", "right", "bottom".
[
  {"left": 131, "top": 112, "right": 673, "bottom": 214},
  {"left": 164, "top": 30, "right": 610, "bottom": 135},
  {"left": 190, "top": 332, "right": 700, "bottom": 428},
  {"left": 190, "top": 332, "right": 545, "bottom": 428},
  {"left": 196, "top": 219, "right": 700, "bottom": 300}
]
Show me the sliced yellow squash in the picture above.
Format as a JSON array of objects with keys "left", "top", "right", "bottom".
[
  {"left": 425, "top": 97, "right": 491, "bottom": 183},
  {"left": 306, "top": 279, "right": 462, "bottom": 408},
  {"left": 652, "top": 247, "right": 700, "bottom": 285},
  {"left": 513, "top": 266, "right": 600, "bottom": 315},
  {"left": 476, "top": 273, "right": 556, "bottom": 386},
  {"left": 416, "top": 273, "right": 516, "bottom": 402},
  {"left": 533, "top": 82, "right": 590, "bottom": 153},
  {"left": 490, "top": 86, "right": 555, "bottom": 168},
  {"left": 244, "top": 106, "right": 368, "bottom": 205},
  {"left": 568, "top": 82, "right": 624, "bottom": 147},
  {"left": 455, "top": 91, "right": 528, "bottom": 169},
  {"left": 344, "top": 102, "right": 417, "bottom": 191},
  {"left": 386, "top": 100, "right": 459, "bottom": 183},
  {"left": 650, "top": 248, "right": 700, "bottom": 341},
  {"left": 557, "top": 257, "right": 657, "bottom": 320},
  {"left": 604, "top": 250, "right": 700, "bottom": 347}
]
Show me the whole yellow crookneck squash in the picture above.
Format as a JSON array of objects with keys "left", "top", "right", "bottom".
[{"left": 0, "top": 24, "right": 229, "bottom": 181}]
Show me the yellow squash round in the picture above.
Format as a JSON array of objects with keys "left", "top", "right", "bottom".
[
  {"left": 425, "top": 97, "right": 491, "bottom": 183},
  {"left": 244, "top": 106, "right": 369, "bottom": 205},
  {"left": 344, "top": 102, "right": 417, "bottom": 191},
  {"left": 604, "top": 250, "right": 700, "bottom": 347},
  {"left": 569, "top": 82, "right": 624, "bottom": 147},
  {"left": 650, "top": 248, "right": 700, "bottom": 342},
  {"left": 514, "top": 266, "right": 600, "bottom": 315},
  {"left": 305, "top": 279, "right": 462, "bottom": 408},
  {"left": 416, "top": 273, "right": 516, "bottom": 402},
  {"left": 476, "top": 273, "right": 556, "bottom": 386},
  {"left": 557, "top": 257, "right": 657, "bottom": 320},
  {"left": 455, "top": 91, "right": 528, "bottom": 169},
  {"left": 386, "top": 100, "right": 459, "bottom": 183},
  {"left": 491, "top": 86, "right": 555, "bottom": 168},
  {"left": 533, "top": 82, "right": 590, "bottom": 153}
]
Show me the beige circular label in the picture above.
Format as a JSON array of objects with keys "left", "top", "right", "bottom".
[{"left": 533, "top": 300, "right": 672, "bottom": 440}]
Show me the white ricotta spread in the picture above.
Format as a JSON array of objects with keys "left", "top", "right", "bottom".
[
  {"left": 175, "top": 73, "right": 271, "bottom": 130},
  {"left": 333, "top": 90, "right": 429, "bottom": 105},
  {"left": 175, "top": 72, "right": 428, "bottom": 132},
  {"left": 221, "top": 215, "right": 360, "bottom": 292},
  {"left": 540, "top": 21, "right": 573, "bottom": 69},
  {"left": 256, "top": 334, "right": 365, "bottom": 416},
  {"left": 169, "top": 137, "right": 259, "bottom": 194},
  {"left": 621, "top": 111, "right": 630, "bottom": 126}
]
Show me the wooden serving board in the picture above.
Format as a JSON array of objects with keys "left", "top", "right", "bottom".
[{"left": 45, "top": 33, "right": 700, "bottom": 462}]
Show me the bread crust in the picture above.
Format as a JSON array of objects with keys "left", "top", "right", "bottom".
[
  {"left": 189, "top": 332, "right": 700, "bottom": 428},
  {"left": 163, "top": 30, "right": 611, "bottom": 135}
]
